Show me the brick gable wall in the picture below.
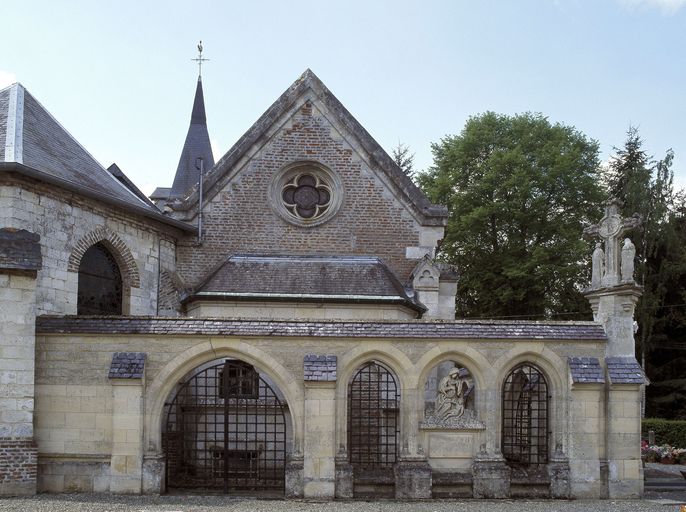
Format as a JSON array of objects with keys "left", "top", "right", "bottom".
[{"left": 176, "top": 101, "right": 421, "bottom": 286}]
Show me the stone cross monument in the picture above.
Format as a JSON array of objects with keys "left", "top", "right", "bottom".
[
  {"left": 583, "top": 198, "right": 642, "bottom": 289},
  {"left": 583, "top": 199, "right": 642, "bottom": 357}
]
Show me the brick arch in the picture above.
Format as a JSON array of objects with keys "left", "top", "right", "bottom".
[{"left": 68, "top": 227, "right": 140, "bottom": 288}]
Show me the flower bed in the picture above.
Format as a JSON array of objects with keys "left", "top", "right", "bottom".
[{"left": 641, "top": 440, "right": 686, "bottom": 464}]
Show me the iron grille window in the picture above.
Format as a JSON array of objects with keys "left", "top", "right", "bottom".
[
  {"left": 77, "top": 243, "right": 123, "bottom": 315},
  {"left": 347, "top": 361, "right": 400, "bottom": 468},
  {"left": 502, "top": 363, "right": 549, "bottom": 466},
  {"left": 219, "top": 361, "right": 259, "bottom": 398},
  {"left": 163, "top": 359, "right": 287, "bottom": 494}
]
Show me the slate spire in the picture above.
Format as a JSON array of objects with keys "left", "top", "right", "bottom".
[{"left": 170, "top": 76, "right": 215, "bottom": 198}]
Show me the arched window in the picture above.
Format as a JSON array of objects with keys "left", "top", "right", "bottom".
[
  {"left": 347, "top": 361, "right": 400, "bottom": 468},
  {"left": 502, "top": 363, "right": 549, "bottom": 466},
  {"left": 77, "top": 243, "right": 123, "bottom": 315}
]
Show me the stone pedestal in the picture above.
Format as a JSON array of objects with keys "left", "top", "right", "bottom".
[
  {"left": 285, "top": 453, "right": 304, "bottom": 498},
  {"left": 472, "top": 450, "right": 510, "bottom": 498},
  {"left": 141, "top": 453, "right": 165, "bottom": 494},
  {"left": 334, "top": 453, "right": 353, "bottom": 499},
  {"left": 394, "top": 459, "right": 432, "bottom": 499},
  {"left": 548, "top": 447, "right": 571, "bottom": 499},
  {"left": 585, "top": 284, "right": 641, "bottom": 357}
]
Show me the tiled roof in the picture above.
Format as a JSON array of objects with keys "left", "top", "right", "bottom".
[
  {"left": 108, "top": 352, "right": 146, "bottom": 379},
  {"left": 304, "top": 355, "right": 337, "bottom": 381},
  {"left": 187, "top": 254, "right": 424, "bottom": 312},
  {"left": 0, "top": 228, "right": 41, "bottom": 271},
  {"left": 606, "top": 357, "right": 646, "bottom": 385},
  {"left": 169, "top": 78, "right": 214, "bottom": 198},
  {"left": 0, "top": 83, "right": 194, "bottom": 233},
  {"left": 568, "top": 357, "right": 605, "bottom": 384},
  {"left": 173, "top": 69, "right": 447, "bottom": 226},
  {"left": 37, "top": 316, "right": 607, "bottom": 341}
]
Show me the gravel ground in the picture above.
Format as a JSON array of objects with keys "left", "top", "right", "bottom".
[{"left": 1, "top": 495, "right": 686, "bottom": 512}]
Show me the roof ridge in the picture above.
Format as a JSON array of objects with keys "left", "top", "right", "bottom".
[
  {"left": 4, "top": 83, "right": 24, "bottom": 163},
  {"left": 175, "top": 69, "right": 447, "bottom": 226}
]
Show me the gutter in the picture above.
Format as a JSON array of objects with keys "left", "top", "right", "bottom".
[
  {"left": 0, "top": 162, "right": 196, "bottom": 233},
  {"left": 182, "top": 291, "right": 428, "bottom": 314}
]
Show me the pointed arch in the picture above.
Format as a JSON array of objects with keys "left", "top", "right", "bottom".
[{"left": 68, "top": 227, "right": 140, "bottom": 288}]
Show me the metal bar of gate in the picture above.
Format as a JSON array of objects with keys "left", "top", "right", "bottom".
[{"left": 223, "top": 360, "right": 229, "bottom": 494}]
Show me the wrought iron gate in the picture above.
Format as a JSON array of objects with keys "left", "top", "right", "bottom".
[
  {"left": 347, "top": 361, "right": 400, "bottom": 468},
  {"left": 163, "top": 360, "right": 287, "bottom": 494},
  {"left": 502, "top": 363, "right": 549, "bottom": 466}
]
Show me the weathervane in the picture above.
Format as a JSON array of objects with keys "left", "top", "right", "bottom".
[{"left": 191, "top": 40, "right": 209, "bottom": 78}]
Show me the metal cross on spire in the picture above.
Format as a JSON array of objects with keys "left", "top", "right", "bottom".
[{"left": 191, "top": 40, "right": 209, "bottom": 78}]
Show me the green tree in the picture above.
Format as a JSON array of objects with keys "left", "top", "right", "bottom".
[
  {"left": 603, "top": 128, "right": 683, "bottom": 416},
  {"left": 392, "top": 142, "right": 415, "bottom": 178},
  {"left": 418, "top": 112, "right": 604, "bottom": 319}
]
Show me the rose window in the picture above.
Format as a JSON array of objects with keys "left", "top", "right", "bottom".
[{"left": 281, "top": 173, "right": 332, "bottom": 220}]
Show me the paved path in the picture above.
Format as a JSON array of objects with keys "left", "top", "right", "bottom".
[{"left": 1, "top": 495, "right": 686, "bottom": 512}]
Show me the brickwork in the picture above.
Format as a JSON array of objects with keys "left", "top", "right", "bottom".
[
  {"left": 0, "top": 176, "right": 181, "bottom": 316},
  {"left": 176, "top": 100, "right": 423, "bottom": 286},
  {"left": 0, "top": 438, "right": 37, "bottom": 495},
  {"left": 68, "top": 227, "right": 141, "bottom": 287}
]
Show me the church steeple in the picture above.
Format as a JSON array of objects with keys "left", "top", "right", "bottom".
[{"left": 169, "top": 43, "right": 214, "bottom": 198}]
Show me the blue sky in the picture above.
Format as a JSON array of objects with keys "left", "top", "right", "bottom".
[{"left": 2, "top": 0, "right": 684, "bottom": 195}]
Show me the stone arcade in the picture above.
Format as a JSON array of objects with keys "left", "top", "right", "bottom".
[{"left": 0, "top": 69, "right": 646, "bottom": 499}]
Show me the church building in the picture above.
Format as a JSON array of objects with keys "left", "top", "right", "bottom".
[{"left": 0, "top": 64, "right": 646, "bottom": 499}]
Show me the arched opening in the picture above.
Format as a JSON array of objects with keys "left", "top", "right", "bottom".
[
  {"left": 422, "top": 360, "right": 475, "bottom": 424},
  {"left": 162, "top": 358, "right": 290, "bottom": 496},
  {"left": 77, "top": 243, "right": 123, "bottom": 315},
  {"left": 502, "top": 363, "right": 549, "bottom": 467},
  {"left": 347, "top": 360, "right": 400, "bottom": 497}
]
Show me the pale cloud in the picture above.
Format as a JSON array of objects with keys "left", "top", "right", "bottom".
[
  {"left": 619, "top": 0, "right": 686, "bottom": 14},
  {"left": 0, "top": 70, "right": 17, "bottom": 89}
]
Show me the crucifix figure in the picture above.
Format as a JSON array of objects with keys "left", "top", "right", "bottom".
[
  {"left": 191, "top": 40, "right": 209, "bottom": 78},
  {"left": 583, "top": 198, "right": 641, "bottom": 288}
]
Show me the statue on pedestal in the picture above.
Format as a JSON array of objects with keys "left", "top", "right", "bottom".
[
  {"left": 621, "top": 238, "right": 636, "bottom": 283},
  {"left": 583, "top": 199, "right": 641, "bottom": 288}
]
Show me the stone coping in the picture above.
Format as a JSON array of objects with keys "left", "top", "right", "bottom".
[{"left": 35, "top": 316, "right": 607, "bottom": 341}]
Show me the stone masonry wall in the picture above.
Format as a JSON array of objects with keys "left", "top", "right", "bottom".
[
  {"left": 34, "top": 331, "right": 609, "bottom": 496},
  {"left": 0, "top": 273, "right": 38, "bottom": 495},
  {"left": 176, "top": 99, "right": 424, "bottom": 286},
  {"left": 0, "top": 177, "right": 180, "bottom": 316}
]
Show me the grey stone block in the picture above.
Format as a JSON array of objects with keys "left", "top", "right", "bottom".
[
  {"left": 394, "top": 460, "right": 432, "bottom": 499},
  {"left": 142, "top": 454, "right": 165, "bottom": 494},
  {"left": 334, "top": 459, "right": 353, "bottom": 499},
  {"left": 472, "top": 453, "right": 511, "bottom": 499},
  {"left": 285, "top": 456, "right": 304, "bottom": 499}
]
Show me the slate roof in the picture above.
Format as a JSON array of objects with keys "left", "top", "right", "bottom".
[
  {"left": 108, "top": 352, "right": 146, "bottom": 379},
  {"left": 186, "top": 254, "right": 425, "bottom": 312},
  {"left": 173, "top": 69, "right": 447, "bottom": 226},
  {"left": 304, "top": 355, "right": 337, "bottom": 381},
  {"left": 568, "top": 357, "right": 605, "bottom": 384},
  {"left": 606, "top": 357, "right": 646, "bottom": 385},
  {"left": 0, "top": 83, "right": 194, "bottom": 232},
  {"left": 169, "top": 78, "right": 214, "bottom": 198},
  {"left": 0, "top": 228, "right": 42, "bottom": 271},
  {"left": 37, "top": 316, "right": 607, "bottom": 340},
  {"left": 107, "top": 163, "right": 157, "bottom": 208}
]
